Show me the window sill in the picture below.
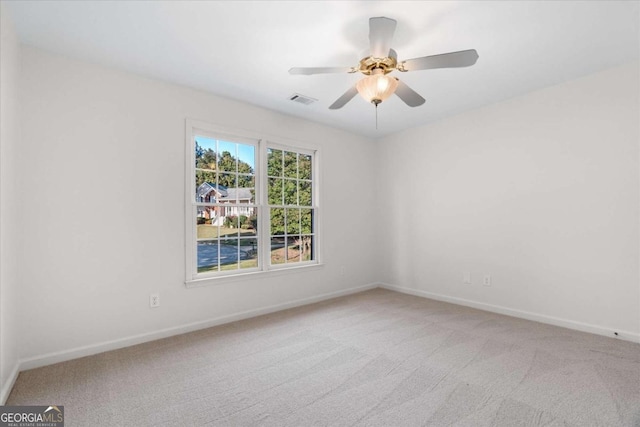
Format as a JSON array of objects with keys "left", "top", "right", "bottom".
[{"left": 185, "top": 262, "right": 325, "bottom": 288}]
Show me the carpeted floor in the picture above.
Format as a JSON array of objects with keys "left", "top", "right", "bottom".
[{"left": 7, "top": 288, "right": 640, "bottom": 426}]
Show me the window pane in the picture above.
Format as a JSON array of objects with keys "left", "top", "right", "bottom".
[
  {"left": 217, "top": 141, "right": 237, "bottom": 172},
  {"left": 270, "top": 208, "right": 285, "bottom": 235},
  {"left": 237, "top": 145, "right": 255, "bottom": 175},
  {"left": 270, "top": 237, "right": 286, "bottom": 264},
  {"left": 237, "top": 175, "right": 255, "bottom": 203},
  {"left": 300, "top": 235, "right": 314, "bottom": 262},
  {"left": 301, "top": 209, "right": 313, "bottom": 234},
  {"left": 286, "top": 208, "right": 300, "bottom": 234},
  {"left": 219, "top": 238, "right": 240, "bottom": 271},
  {"left": 197, "top": 208, "right": 219, "bottom": 237},
  {"left": 240, "top": 238, "right": 258, "bottom": 269},
  {"left": 195, "top": 173, "right": 217, "bottom": 202},
  {"left": 268, "top": 178, "right": 283, "bottom": 205},
  {"left": 299, "top": 181, "right": 312, "bottom": 206},
  {"left": 195, "top": 136, "right": 217, "bottom": 171},
  {"left": 228, "top": 185, "right": 251, "bottom": 204},
  {"left": 286, "top": 236, "right": 301, "bottom": 263},
  {"left": 284, "top": 151, "right": 298, "bottom": 178},
  {"left": 222, "top": 215, "right": 241, "bottom": 238},
  {"left": 284, "top": 179, "right": 298, "bottom": 205},
  {"left": 238, "top": 207, "right": 257, "bottom": 238},
  {"left": 219, "top": 207, "right": 255, "bottom": 233},
  {"left": 267, "top": 148, "right": 283, "bottom": 177},
  {"left": 197, "top": 240, "right": 219, "bottom": 273},
  {"left": 299, "top": 154, "right": 312, "bottom": 180},
  {"left": 217, "top": 173, "right": 236, "bottom": 190}
]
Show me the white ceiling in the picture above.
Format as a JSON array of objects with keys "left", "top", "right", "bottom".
[{"left": 6, "top": 1, "right": 640, "bottom": 138}]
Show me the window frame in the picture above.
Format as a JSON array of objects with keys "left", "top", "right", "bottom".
[
  {"left": 264, "top": 142, "right": 318, "bottom": 271},
  {"left": 185, "top": 119, "right": 322, "bottom": 287}
]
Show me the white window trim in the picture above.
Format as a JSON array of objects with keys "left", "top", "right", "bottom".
[{"left": 185, "top": 119, "right": 323, "bottom": 287}]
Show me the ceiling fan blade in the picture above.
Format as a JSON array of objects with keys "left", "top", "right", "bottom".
[
  {"left": 369, "top": 17, "right": 397, "bottom": 58},
  {"left": 289, "top": 66, "right": 353, "bottom": 75},
  {"left": 394, "top": 79, "right": 426, "bottom": 107},
  {"left": 329, "top": 85, "right": 358, "bottom": 110},
  {"left": 399, "top": 49, "right": 479, "bottom": 72}
]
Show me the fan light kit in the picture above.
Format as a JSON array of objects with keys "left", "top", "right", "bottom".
[
  {"left": 289, "top": 16, "right": 479, "bottom": 126},
  {"left": 356, "top": 68, "right": 398, "bottom": 106}
]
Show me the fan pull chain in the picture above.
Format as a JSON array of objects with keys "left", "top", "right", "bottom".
[{"left": 375, "top": 103, "right": 378, "bottom": 130}]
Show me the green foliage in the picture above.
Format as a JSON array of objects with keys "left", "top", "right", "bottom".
[
  {"left": 267, "top": 149, "right": 283, "bottom": 177},
  {"left": 249, "top": 148, "right": 315, "bottom": 244},
  {"left": 266, "top": 149, "right": 313, "bottom": 237},
  {"left": 223, "top": 215, "right": 253, "bottom": 229},
  {"left": 268, "top": 207, "right": 313, "bottom": 237},
  {"left": 267, "top": 176, "right": 311, "bottom": 207},
  {"left": 286, "top": 208, "right": 301, "bottom": 234},
  {"left": 284, "top": 179, "right": 297, "bottom": 205},
  {"left": 299, "top": 181, "right": 311, "bottom": 206},
  {"left": 238, "top": 174, "right": 254, "bottom": 190},
  {"left": 195, "top": 143, "right": 254, "bottom": 189},
  {"left": 195, "top": 170, "right": 216, "bottom": 189},
  {"left": 299, "top": 154, "right": 312, "bottom": 179},
  {"left": 223, "top": 215, "right": 236, "bottom": 228},
  {"left": 267, "top": 149, "right": 311, "bottom": 180},
  {"left": 270, "top": 208, "right": 284, "bottom": 235},
  {"left": 218, "top": 172, "right": 236, "bottom": 188},
  {"left": 301, "top": 209, "right": 312, "bottom": 234},
  {"left": 195, "top": 141, "right": 204, "bottom": 159},
  {"left": 197, "top": 217, "right": 207, "bottom": 225},
  {"left": 249, "top": 214, "right": 258, "bottom": 231},
  {"left": 217, "top": 150, "right": 236, "bottom": 172},
  {"left": 195, "top": 142, "right": 216, "bottom": 170},
  {"left": 267, "top": 149, "right": 311, "bottom": 208},
  {"left": 268, "top": 178, "right": 283, "bottom": 205},
  {"left": 284, "top": 151, "right": 298, "bottom": 178}
]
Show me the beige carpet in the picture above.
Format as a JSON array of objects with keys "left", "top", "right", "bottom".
[{"left": 7, "top": 289, "right": 640, "bottom": 426}]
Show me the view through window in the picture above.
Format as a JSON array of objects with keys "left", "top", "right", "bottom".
[
  {"left": 195, "top": 136, "right": 258, "bottom": 273},
  {"left": 188, "top": 126, "right": 317, "bottom": 282},
  {"left": 267, "top": 148, "right": 314, "bottom": 265}
]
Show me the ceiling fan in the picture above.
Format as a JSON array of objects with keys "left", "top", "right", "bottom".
[{"left": 289, "top": 17, "right": 479, "bottom": 110}]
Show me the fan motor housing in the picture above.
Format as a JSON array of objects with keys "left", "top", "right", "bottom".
[{"left": 358, "top": 53, "right": 398, "bottom": 75}]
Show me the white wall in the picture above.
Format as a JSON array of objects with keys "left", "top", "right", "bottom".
[
  {"left": 18, "top": 47, "right": 381, "bottom": 363},
  {"left": 7, "top": 40, "right": 640, "bottom": 378},
  {"left": 378, "top": 61, "right": 640, "bottom": 340},
  {"left": 0, "top": 2, "right": 22, "bottom": 402}
]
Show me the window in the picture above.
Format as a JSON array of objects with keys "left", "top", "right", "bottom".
[
  {"left": 267, "top": 147, "right": 315, "bottom": 266},
  {"left": 186, "top": 120, "right": 319, "bottom": 284},
  {"left": 193, "top": 136, "right": 258, "bottom": 274}
]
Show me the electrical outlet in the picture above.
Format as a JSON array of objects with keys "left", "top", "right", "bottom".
[
  {"left": 483, "top": 275, "right": 491, "bottom": 287},
  {"left": 463, "top": 272, "right": 471, "bottom": 284},
  {"left": 150, "top": 293, "right": 160, "bottom": 308}
]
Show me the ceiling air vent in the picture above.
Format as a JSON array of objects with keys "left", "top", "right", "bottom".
[{"left": 289, "top": 93, "right": 317, "bottom": 106}]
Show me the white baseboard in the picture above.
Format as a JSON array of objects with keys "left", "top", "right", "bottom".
[
  {"left": 378, "top": 283, "right": 640, "bottom": 344},
  {"left": 19, "top": 283, "right": 378, "bottom": 372},
  {"left": 1, "top": 361, "right": 20, "bottom": 404}
]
